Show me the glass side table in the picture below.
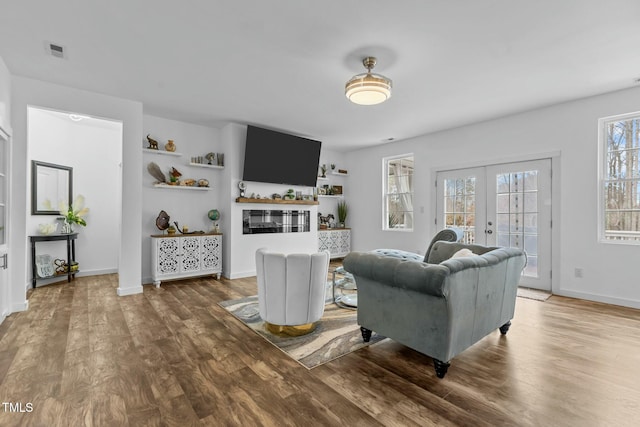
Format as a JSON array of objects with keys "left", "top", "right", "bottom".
[{"left": 332, "top": 266, "right": 357, "bottom": 309}]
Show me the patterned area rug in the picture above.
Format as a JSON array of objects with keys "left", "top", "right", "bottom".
[
  {"left": 517, "top": 287, "right": 552, "bottom": 301},
  {"left": 218, "top": 295, "right": 385, "bottom": 369}
]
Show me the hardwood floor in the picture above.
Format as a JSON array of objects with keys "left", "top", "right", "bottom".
[{"left": 1, "top": 270, "right": 639, "bottom": 426}]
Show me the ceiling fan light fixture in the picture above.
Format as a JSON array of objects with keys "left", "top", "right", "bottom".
[{"left": 345, "top": 57, "right": 392, "bottom": 105}]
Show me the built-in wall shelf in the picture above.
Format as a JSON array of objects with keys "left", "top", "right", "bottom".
[
  {"left": 317, "top": 176, "right": 329, "bottom": 181},
  {"left": 153, "top": 183, "right": 211, "bottom": 191},
  {"left": 331, "top": 170, "right": 349, "bottom": 176},
  {"left": 318, "top": 195, "right": 344, "bottom": 199},
  {"left": 143, "top": 148, "right": 182, "bottom": 157},
  {"left": 236, "top": 197, "right": 319, "bottom": 205},
  {"left": 189, "top": 162, "right": 224, "bottom": 169}
]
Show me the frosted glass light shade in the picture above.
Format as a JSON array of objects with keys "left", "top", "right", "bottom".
[
  {"left": 345, "top": 57, "right": 392, "bottom": 105},
  {"left": 345, "top": 73, "right": 392, "bottom": 105}
]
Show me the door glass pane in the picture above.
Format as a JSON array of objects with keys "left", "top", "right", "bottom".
[
  {"left": 497, "top": 194, "right": 509, "bottom": 213},
  {"left": 525, "top": 235, "right": 538, "bottom": 256},
  {"left": 496, "top": 213, "right": 510, "bottom": 232},
  {"left": 524, "top": 255, "right": 538, "bottom": 277},
  {"left": 443, "top": 177, "right": 476, "bottom": 243},
  {"left": 524, "top": 193, "right": 538, "bottom": 213},
  {"left": 524, "top": 171, "right": 538, "bottom": 191},
  {"left": 497, "top": 174, "right": 510, "bottom": 193}
]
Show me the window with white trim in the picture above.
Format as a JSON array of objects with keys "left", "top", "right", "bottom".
[
  {"left": 600, "top": 112, "right": 640, "bottom": 243},
  {"left": 383, "top": 154, "right": 414, "bottom": 231}
]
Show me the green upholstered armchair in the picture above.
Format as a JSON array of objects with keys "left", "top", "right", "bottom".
[{"left": 343, "top": 241, "right": 526, "bottom": 378}]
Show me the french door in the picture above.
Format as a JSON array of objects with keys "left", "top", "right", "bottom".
[
  {"left": 0, "top": 127, "right": 10, "bottom": 317},
  {"left": 436, "top": 159, "right": 552, "bottom": 290}
]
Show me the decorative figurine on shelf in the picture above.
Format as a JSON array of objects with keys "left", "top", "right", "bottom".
[
  {"left": 331, "top": 164, "right": 336, "bottom": 170},
  {"left": 165, "top": 139, "right": 176, "bottom": 152},
  {"left": 283, "top": 189, "right": 296, "bottom": 200},
  {"left": 147, "top": 162, "right": 167, "bottom": 183},
  {"left": 320, "top": 164, "right": 327, "bottom": 178},
  {"left": 238, "top": 181, "right": 246, "bottom": 197},
  {"left": 146, "top": 134, "right": 159, "bottom": 150},
  {"left": 208, "top": 209, "right": 220, "bottom": 232},
  {"left": 169, "top": 167, "right": 182, "bottom": 185},
  {"left": 319, "top": 213, "right": 334, "bottom": 229},
  {"left": 205, "top": 152, "right": 216, "bottom": 165},
  {"left": 156, "top": 210, "right": 170, "bottom": 232},
  {"left": 172, "top": 221, "right": 204, "bottom": 235}
]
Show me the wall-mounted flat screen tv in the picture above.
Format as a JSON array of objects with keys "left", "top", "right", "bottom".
[{"left": 242, "top": 125, "right": 322, "bottom": 187}]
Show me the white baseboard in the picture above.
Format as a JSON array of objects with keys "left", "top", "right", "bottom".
[
  {"left": 117, "top": 285, "right": 144, "bottom": 296},
  {"left": 227, "top": 270, "right": 256, "bottom": 279},
  {"left": 555, "top": 289, "right": 640, "bottom": 310},
  {"left": 12, "top": 300, "right": 29, "bottom": 313},
  {"left": 77, "top": 268, "right": 118, "bottom": 276}
]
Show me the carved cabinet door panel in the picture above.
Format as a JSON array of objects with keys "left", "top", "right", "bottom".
[
  {"left": 180, "top": 236, "right": 201, "bottom": 273},
  {"left": 201, "top": 235, "right": 221, "bottom": 271},
  {"left": 157, "top": 238, "right": 179, "bottom": 275}
]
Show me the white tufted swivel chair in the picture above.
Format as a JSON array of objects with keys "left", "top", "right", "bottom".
[{"left": 255, "top": 248, "right": 330, "bottom": 335}]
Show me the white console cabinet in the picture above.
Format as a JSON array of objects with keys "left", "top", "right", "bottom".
[
  {"left": 151, "top": 233, "right": 222, "bottom": 287},
  {"left": 318, "top": 228, "right": 351, "bottom": 259}
]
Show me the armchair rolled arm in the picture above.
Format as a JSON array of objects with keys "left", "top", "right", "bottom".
[{"left": 343, "top": 252, "right": 449, "bottom": 297}]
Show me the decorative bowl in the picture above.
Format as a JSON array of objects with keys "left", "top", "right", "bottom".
[{"left": 39, "top": 223, "right": 58, "bottom": 235}]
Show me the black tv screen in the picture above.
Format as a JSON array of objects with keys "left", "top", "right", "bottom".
[{"left": 243, "top": 125, "right": 322, "bottom": 187}]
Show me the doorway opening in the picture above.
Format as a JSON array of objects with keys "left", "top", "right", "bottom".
[{"left": 27, "top": 106, "right": 123, "bottom": 285}]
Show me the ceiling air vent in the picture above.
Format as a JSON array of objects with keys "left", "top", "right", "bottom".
[{"left": 48, "top": 43, "right": 65, "bottom": 59}]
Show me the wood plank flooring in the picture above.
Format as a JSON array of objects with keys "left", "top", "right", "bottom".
[{"left": 0, "top": 269, "right": 639, "bottom": 426}]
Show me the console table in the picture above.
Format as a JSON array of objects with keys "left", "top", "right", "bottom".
[{"left": 29, "top": 233, "right": 78, "bottom": 288}]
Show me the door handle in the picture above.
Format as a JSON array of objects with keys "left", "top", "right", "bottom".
[
  {"left": 486, "top": 230, "right": 493, "bottom": 234},
  {"left": 0, "top": 253, "right": 7, "bottom": 269}
]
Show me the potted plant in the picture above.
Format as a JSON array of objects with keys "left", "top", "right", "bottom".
[
  {"left": 59, "top": 195, "right": 89, "bottom": 233},
  {"left": 320, "top": 164, "right": 327, "bottom": 178},
  {"left": 337, "top": 200, "right": 348, "bottom": 228}
]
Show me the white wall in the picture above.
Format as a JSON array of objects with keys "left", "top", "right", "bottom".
[
  {"left": 0, "top": 57, "right": 10, "bottom": 132},
  {"left": 11, "top": 76, "right": 143, "bottom": 306},
  {"left": 222, "top": 123, "right": 324, "bottom": 279},
  {"left": 141, "top": 114, "right": 223, "bottom": 283},
  {"left": 26, "top": 107, "right": 122, "bottom": 282},
  {"left": 346, "top": 85, "right": 640, "bottom": 309}
]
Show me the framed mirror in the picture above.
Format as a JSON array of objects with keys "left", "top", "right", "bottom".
[{"left": 31, "top": 160, "right": 73, "bottom": 215}]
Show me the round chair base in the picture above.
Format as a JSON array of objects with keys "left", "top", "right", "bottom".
[{"left": 265, "top": 321, "right": 317, "bottom": 337}]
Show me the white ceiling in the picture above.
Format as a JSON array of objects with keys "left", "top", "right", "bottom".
[{"left": 1, "top": 1, "right": 639, "bottom": 151}]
